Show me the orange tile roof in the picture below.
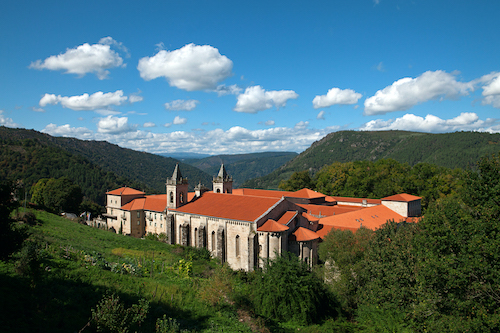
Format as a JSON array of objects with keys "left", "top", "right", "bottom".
[
  {"left": 297, "top": 203, "right": 363, "bottom": 217},
  {"left": 317, "top": 205, "right": 411, "bottom": 238},
  {"left": 257, "top": 219, "right": 289, "bottom": 232},
  {"left": 143, "top": 195, "right": 168, "bottom": 212},
  {"left": 187, "top": 192, "right": 196, "bottom": 202},
  {"left": 302, "top": 212, "right": 319, "bottom": 222},
  {"left": 276, "top": 211, "right": 298, "bottom": 225},
  {"left": 232, "top": 188, "right": 288, "bottom": 198},
  {"left": 382, "top": 193, "right": 421, "bottom": 202},
  {"left": 171, "top": 192, "right": 281, "bottom": 222},
  {"left": 288, "top": 188, "right": 325, "bottom": 199},
  {"left": 291, "top": 227, "right": 320, "bottom": 242},
  {"left": 121, "top": 198, "right": 146, "bottom": 211},
  {"left": 107, "top": 187, "right": 145, "bottom": 195}
]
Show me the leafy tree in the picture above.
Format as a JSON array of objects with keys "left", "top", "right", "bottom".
[
  {"left": 253, "top": 252, "right": 338, "bottom": 325},
  {"left": 278, "top": 170, "right": 314, "bottom": 191},
  {"left": 319, "top": 227, "right": 374, "bottom": 316},
  {"left": 31, "top": 177, "right": 83, "bottom": 213},
  {"left": 0, "top": 179, "right": 24, "bottom": 259}
]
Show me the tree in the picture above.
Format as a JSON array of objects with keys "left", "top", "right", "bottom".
[
  {"left": 253, "top": 252, "right": 338, "bottom": 325},
  {"left": 31, "top": 177, "right": 83, "bottom": 213},
  {"left": 0, "top": 179, "right": 24, "bottom": 259},
  {"left": 278, "top": 170, "right": 314, "bottom": 191}
]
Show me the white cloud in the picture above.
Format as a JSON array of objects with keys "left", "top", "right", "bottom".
[
  {"left": 0, "top": 110, "right": 19, "bottom": 128},
  {"left": 137, "top": 43, "right": 233, "bottom": 91},
  {"left": 214, "top": 84, "right": 242, "bottom": 96},
  {"left": 359, "top": 112, "right": 498, "bottom": 133},
  {"left": 29, "top": 38, "right": 125, "bottom": 79},
  {"left": 364, "top": 70, "right": 474, "bottom": 115},
  {"left": 164, "top": 99, "right": 199, "bottom": 111},
  {"left": 234, "top": 85, "right": 298, "bottom": 113},
  {"left": 294, "top": 121, "right": 309, "bottom": 130},
  {"left": 265, "top": 120, "right": 275, "bottom": 126},
  {"left": 173, "top": 116, "right": 187, "bottom": 125},
  {"left": 42, "top": 123, "right": 94, "bottom": 138},
  {"left": 479, "top": 72, "right": 500, "bottom": 108},
  {"left": 129, "top": 94, "right": 143, "bottom": 104},
  {"left": 98, "top": 37, "right": 130, "bottom": 58},
  {"left": 31, "top": 107, "right": 45, "bottom": 112},
  {"left": 39, "top": 90, "right": 127, "bottom": 111},
  {"left": 95, "top": 109, "right": 121, "bottom": 116},
  {"left": 143, "top": 122, "right": 156, "bottom": 128},
  {"left": 97, "top": 116, "right": 135, "bottom": 134},
  {"left": 313, "top": 88, "right": 362, "bottom": 109},
  {"left": 317, "top": 110, "right": 326, "bottom": 120}
]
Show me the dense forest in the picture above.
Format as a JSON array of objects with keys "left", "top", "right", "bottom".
[
  {"left": 242, "top": 130, "right": 500, "bottom": 189},
  {"left": 0, "top": 126, "right": 212, "bottom": 195},
  {"left": 279, "top": 159, "right": 465, "bottom": 210},
  {"left": 183, "top": 151, "right": 297, "bottom": 188}
]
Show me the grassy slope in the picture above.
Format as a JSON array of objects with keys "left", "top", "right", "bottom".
[
  {"left": 0, "top": 210, "right": 253, "bottom": 333},
  {"left": 242, "top": 130, "right": 500, "bottom": 189}
]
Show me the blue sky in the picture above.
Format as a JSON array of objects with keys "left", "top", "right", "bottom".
[{"left": 2, "top": 0, "right": 500, "bottom": 155}]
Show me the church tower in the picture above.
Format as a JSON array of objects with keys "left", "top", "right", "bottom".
[
  {"left": 166, "top": 164, "right": 189, "bottom": 209},
  {"left": 213, "top": 164, "right": 233, "bottom": 194}
]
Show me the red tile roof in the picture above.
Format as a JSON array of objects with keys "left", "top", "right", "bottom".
[
  {"left": 297, "top": 203, "right": 363, "bottom": 217},
  {"left": 233, "top": 188, "right": 325, "bottom": 199},
  {"left": 316, "top": 205, "right": 412, "bottom": 238},
  {"left": 288, "top": 188, "right": 325, "bottom": 199},
  {"left": 382, "top": 193, "right": 421, "bottom": 202},
  {"left": 257, "top": 219, "right": 289, "bottom": 232},
  {"left": 276, "top": 211, "right": 298, "bottom": 225},
  {"left": 171, "top": 192, "right": 281, "bottom": 222},
  {"left": 107, "top": 187, "right": 145, "bottom": 195},
  {"left": 121, "top": 198, "right": 146, "bottom": 211},
  {"left": 291, "top": 227, "right": 320, "bottom": 242}
]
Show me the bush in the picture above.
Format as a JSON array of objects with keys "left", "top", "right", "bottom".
[
  {"left": 253, "top": 252, "right": 339, "bottom": 325},
  {"left": 15, "top": 211, "right": 38, "bottom": 226},
  {"left": 90, "top": 294, "right": 149, "bottom": 333}
]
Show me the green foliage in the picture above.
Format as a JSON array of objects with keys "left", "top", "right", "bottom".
[
  {"left": 278, "top": 170, "right": 314, "bottom": 191},
  {"left": 31, "top": 177, "right": 83, "bottom": 213},
  {"left": 0, "top": 179, "right": 24, "bottom": 259},
  {"left": 319, "top": 227, "right": 374, "bottom": 315},
  {"left": 155, "top": 315, "right": 180, "bottom": 333},
  {"left": 356, "top": 306, "right": 413, "bottom": 333},
  {"left": 254, "top": 252, "right": 338, "bottom": 325},
  {"left": 14, "top": 236, "right": 45, "bottom": 284},
  {"left": 90, "top": 294, "right": 149, "bottom": 333},
  {"left": 242, "top": 130, "right": 499, "bottom": 189}
]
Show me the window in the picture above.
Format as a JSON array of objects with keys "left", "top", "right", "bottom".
[
  {"left": 137, "top": 212, "right": 140, "bottom": 218},
  {"left": 169, "top": 192, "right": 174, "bottom": 204},
  {"left": 211, "top": 231, "right": 215, "bottom": 251},
  {"left": 180, "top": 192, "right": 184, "bottom": 203},
  {"left": 160, "top": 215, "right": 163, "bottom": 220},
  {"left": 235, "top": 235, "right": 240, "bottom": 257},
  {"left": 216, "top": 188, "right": 221, "bottom": 193},
  {"left": 154, "top": 223, "right": 157, "bottom": 227},
  {"left": 149, "top": 222, "right": 152, "bottom": 226},
  {"left": 155, "top": 214, "right": 157, "bottom": 219},
  {"left": 160, "top": 224, "right": 162, "bottom": 228},
  {"left": 137, "top": 221, "right": 140, "bottom": 225}
]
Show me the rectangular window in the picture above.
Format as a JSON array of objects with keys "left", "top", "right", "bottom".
[
  {"left": 160, "top": 224, "right": 163, "bottom": 228},
  {"left": 137, "top": 221, "right": 140, "bottom": 225},
  {"left": 137, "top": 212, "right": 140, "bottom": 218},
  {"left": 154, "top": 223, "right": 157, "bottom": 227}
]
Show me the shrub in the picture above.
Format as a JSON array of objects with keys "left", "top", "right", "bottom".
[
  {"left": 155, "top": 315, "right": 180, "bottom": 333},
  {"left": 90, "top": 294, "right": 149, "bottom": 333}
]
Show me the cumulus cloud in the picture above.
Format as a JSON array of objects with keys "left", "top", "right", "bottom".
[
  {"left": 39, "top": 90, "right": 128, "bottom": 110},
  {"left": 234, "top": 85, "right": 298, "bottom": 113},
  {"left": 97, "top": 116, "right": 135, "bottom": 134},
  {"left": 0, "top": 110, "right": 18, "bottom": 128},
  {"left": 317, "top": 110, "right": 326, "bottom": 120},
  {"left": 364, "top": 70, "right": 474, "bottom": 115},
  {"left": 294, "top": 121, "right": 309, "bottom": 130},
  {"left": 29, "top": 38, "right": 125, "bottom": 79},
  {"left": 214, "top": 84, "right": 242, "bottom": 96},
  {"left": 164, "top": 99, "right": 199, "bottom": 111},
  {"left": 479, "top": 72, "right": 500, "bottom": 108},
  {"left": 172, "top": 116, "right": 187, "bottom": 125},
  {"left": 42, "top": 123, "right": 94, "bottom": 138},
  {"left": 313, "top": 88, "right": 362, "bottom": 109},
  {"left": 137, "top": 43, "right": 233, "bottom": 91},
  {"left": 359, "top": 112, "right": 497, "bottom": 133}
]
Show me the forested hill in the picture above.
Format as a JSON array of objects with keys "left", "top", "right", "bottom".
[
  {"left": 181, "top": 152, "right": 297, "bottom": 188},
  {"left": 242, "top": 130, "right": 500, "bottom": 189},
  {"left": 0, "top": 126, "right": 212, "bottom": 203}
]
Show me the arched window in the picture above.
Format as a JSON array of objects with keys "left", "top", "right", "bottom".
[
  {"left": 235, "top": 235, "right": 240, "bottom": 257},
  {"left": 211, "top": 231, "right": 216, "bottom": 251},
  {"left": 180, "top": 192, "right": 184, "bottom": 203},
  {"left": 169, "top": 192, "right": 174, "bottom": 203},
  {"left": 216, "top": 188, "right": 221, "bottom": 193},
  {"left": 195, "top": 228, "right": 198, "bottom": 247}
]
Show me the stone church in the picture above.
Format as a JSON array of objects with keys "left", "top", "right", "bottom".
[{"left": 104, "top": 164, "right": 421, "bottom": 271}]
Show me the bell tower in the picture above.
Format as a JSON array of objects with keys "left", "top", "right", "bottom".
[
  {"left": 213, "top": 164, "right": 233, "bottom": 194},
  {"left": 166, "top": 164, "right": 189, "bottom": 209}
]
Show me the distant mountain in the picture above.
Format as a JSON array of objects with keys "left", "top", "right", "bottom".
[
  {"left": 241, "top": 130, "right": 500, "bottom": 189},
  {"left": 182, "top": 152, "right": 298, "bottom": 188},
  {"left": 158, "top": 152, "right": 212, "bottom": 160},
  {"left": 0, "top": 127, "right": 212, "bottom": 203}
]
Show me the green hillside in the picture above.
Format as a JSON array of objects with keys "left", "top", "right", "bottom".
[
  {"left": 0, "top": 127, "right": 212, "bottom": 202},
  {"left": 183, "top": 152, "right": 297, "bottom": 188},
  {"left": 241, "top": 130, "right": 500, "bottom": 189}
]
